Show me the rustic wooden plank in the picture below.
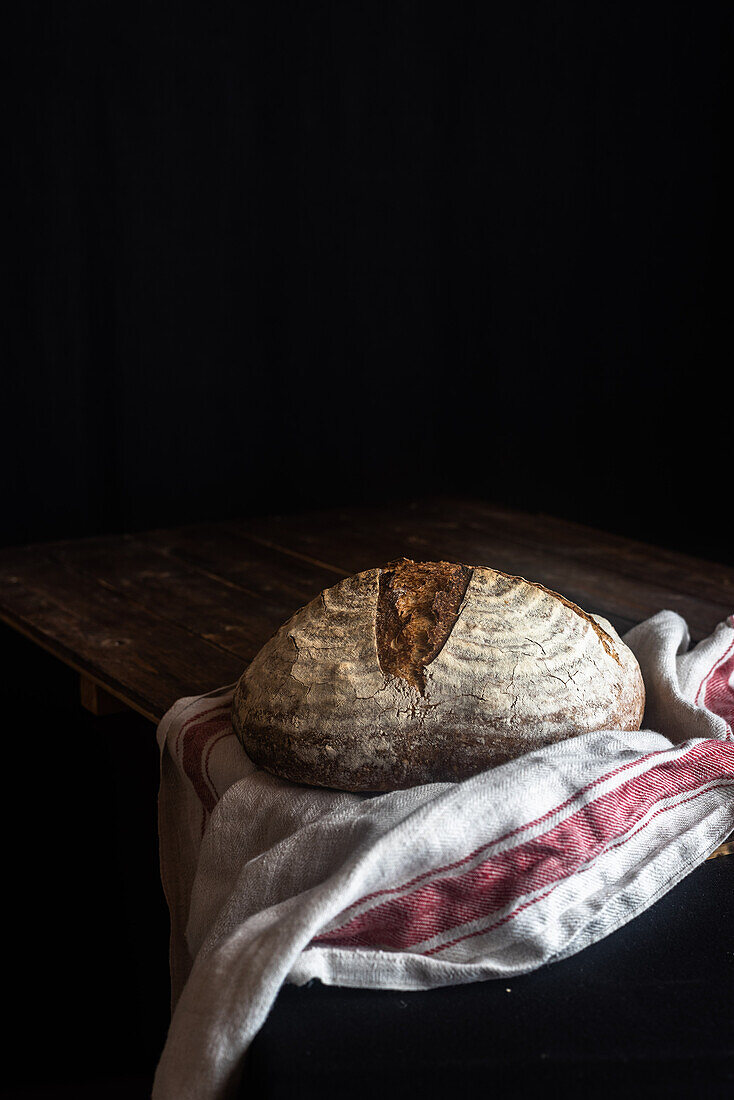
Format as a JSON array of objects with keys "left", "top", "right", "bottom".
[
  {"left": 445, "top": 499, "right": 734, "bottom": 609},
  {"left": 232, "top": 502, "right": 732, "bottom": 641},
  {"left": 360, "top": 505, "right": 733, "bottom": 639},
  {"left": 43, "top": 533, "right": 325, "bottom": 664},
  {"left": 137, "top": 522, "right": 347, "bottom": 597},
  {"left": 229, "top": 508, "right": 639, "bottom": 637},
  {"left": 0, "top": 547, "right": 243, "bottom": 721},
  {"left": 235, "top": 495, "right": 734, "bottom": 601},
  {"left": 1, "top": 498, "right": 731, "bottom": 727},
  {"left": 232, "top": 505, "right": 417, "bottom": 574}
]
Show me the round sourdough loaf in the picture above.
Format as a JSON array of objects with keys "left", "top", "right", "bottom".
[{"left": 231, "top": 558, "right": 645, "bottom": 792}]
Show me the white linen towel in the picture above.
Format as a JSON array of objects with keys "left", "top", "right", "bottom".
[{"left": 153, "top": 610, "right": 734, "bottom": 1100}]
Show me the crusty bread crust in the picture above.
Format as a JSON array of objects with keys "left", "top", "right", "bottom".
[{"left": 232, "top": 559, "right": 646, "bottom": 792}]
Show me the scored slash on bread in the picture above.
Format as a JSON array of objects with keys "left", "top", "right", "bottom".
[{"left": 376, "top": 559, "right": 472, "bottom": 693}]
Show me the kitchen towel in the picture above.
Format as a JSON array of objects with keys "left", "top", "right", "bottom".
[{"left": 153, "top": 610, "right": 734, "bottom": 1099}]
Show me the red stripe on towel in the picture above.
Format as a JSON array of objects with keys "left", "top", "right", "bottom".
[
  {"left": 426, "top": 781, "right": 731, "bottom": 956},
  {"left": 181, "top": 714, "right": 233, "bottom": 813},
  {"left": 324, "top": 751, "right": 661, "bottom": 923},
  {"left": 698, "top": 637, "right": 734, "bottom": 732},
  {"left": 174, "top": 701, "right": 230, "bottom": 754},
  {"left": 312, "top": 740, "right": 734, "bottom": 952}
]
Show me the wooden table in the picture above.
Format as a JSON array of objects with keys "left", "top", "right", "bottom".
[
  {"left": 1, "top": 497, "right": 733, "bottom": 728},
  {"left": 1, "top": 497, "right": 732, "bottom": 1096}
]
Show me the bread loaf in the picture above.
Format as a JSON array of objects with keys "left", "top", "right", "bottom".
[{"left": 232, "top": 558, "right": 645, "bottom": 792}]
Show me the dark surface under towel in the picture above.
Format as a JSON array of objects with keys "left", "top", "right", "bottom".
[{"left": 242, "top": 856, "right": 734, "bottom": 1100}]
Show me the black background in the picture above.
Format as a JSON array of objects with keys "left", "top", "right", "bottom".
[
  {"left": 4, "top": 3, "right": 734, "bottom": 1097},
  {"left": 7, "top": 1, "right": 734, "bottom": 562}
]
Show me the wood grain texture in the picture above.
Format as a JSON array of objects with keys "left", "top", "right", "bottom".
[
  {"left": 0, "top": 498, "right": 731, "bottom": 723},
  {"left": 233, "top": 500, "right": 733, "bottom": 642},
  {"left": 0, "top": 546, "right": 243, "bottom": 721},
  {"left": 45, "top": 532, "right": 332, "bottom": 662}
]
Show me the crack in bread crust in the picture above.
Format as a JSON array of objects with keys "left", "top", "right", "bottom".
[{"left": 375, "top": 558, "right": 473, "bottom": 693}]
